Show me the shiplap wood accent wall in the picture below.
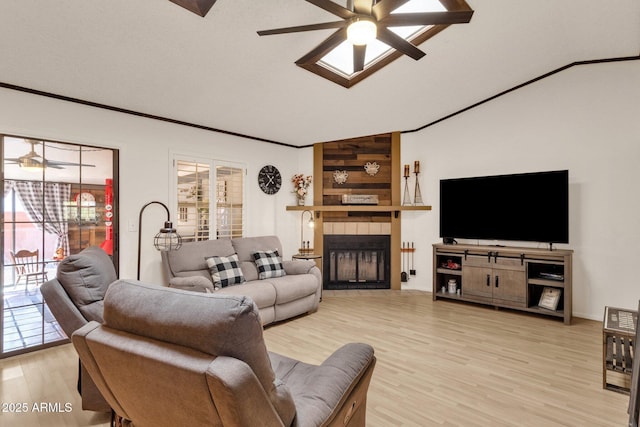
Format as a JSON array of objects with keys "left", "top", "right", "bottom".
[{"left": 313, "top": 132, "right": 403, "bottom": 289}]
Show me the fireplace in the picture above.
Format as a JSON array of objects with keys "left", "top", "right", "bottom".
[{"left": 323, "top": 235, "right": 390, "bottom": 290}]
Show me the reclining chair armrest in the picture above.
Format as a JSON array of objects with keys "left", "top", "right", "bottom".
[
  {"left": 321, "top": 343, "right": 375, "bottom": 371},
  {"left": 206, "top": 356, "right": 289, "bottom": 427},
  {"left": 72, "top": 322, "right": 128, "bottom": 419},
  {"left": 41, "top": 279, "right": 87, "bottom": 337},
  {"left": 320, "top": 343, "right": 376, "bottom": 427},
  {"left": 42, "top": 279, "right": 112, "bottom": 412}
]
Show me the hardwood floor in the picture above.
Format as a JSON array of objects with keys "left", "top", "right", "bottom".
[{"left": 0, "top": 290, "right": 630, "bottom": 426}]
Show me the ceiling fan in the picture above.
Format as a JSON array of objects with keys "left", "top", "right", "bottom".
[
  {"left": 257, "top": 0, "right": 474, "bottom": 72},
  {"left": 5, "top": 140, "right": 96, "bottom": 171}
]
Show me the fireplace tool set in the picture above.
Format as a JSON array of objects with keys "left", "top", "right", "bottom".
[{"left": 401, "top": 242, "right": 416, "bottom": 282}]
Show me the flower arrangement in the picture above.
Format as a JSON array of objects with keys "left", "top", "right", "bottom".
[{"left": 292, "top": 174, "right": 312, "bottom": 198}]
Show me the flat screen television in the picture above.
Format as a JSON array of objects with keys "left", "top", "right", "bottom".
[{"left": 439, "top": 170, "right": 569, "bottom": 244}]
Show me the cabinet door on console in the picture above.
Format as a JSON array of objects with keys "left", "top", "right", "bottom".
[
  {"left": 462, "top": 265, "right": 493, "bottom": 303},
  {"left": 462, "top": 255, "right": 526, "bottom": 308},
  {"left": 491, "top": 267, "right": 526, "bottom": 307}
]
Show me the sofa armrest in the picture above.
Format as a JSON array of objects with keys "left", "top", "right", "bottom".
[
  {"left": 206, "top": 356, "right": 294, "bottom": 427},
  {"left": 282, "top": 260, "right": 315, "bottom": 275},
  {"left": 168, "top": 276, "right": 215, "bottom": 293}
]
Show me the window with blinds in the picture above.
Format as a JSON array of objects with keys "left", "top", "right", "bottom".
[
  {"left": 215, "top": 165, "right": 244, "bottom": 239},
  {"left": 174, "top": 157, "right": 244, "bottom": 241}
]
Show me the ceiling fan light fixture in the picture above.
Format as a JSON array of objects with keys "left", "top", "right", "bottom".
[
  {"left": 347, "top": 17, "right": 377, "bottom": 46},
  {"left": 19, "top": 157, "right": 44, "bottom": 172}
]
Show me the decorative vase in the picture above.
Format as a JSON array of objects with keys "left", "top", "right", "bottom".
[{"left": 297, "top": 194, "right": 306, "bottom": 206}]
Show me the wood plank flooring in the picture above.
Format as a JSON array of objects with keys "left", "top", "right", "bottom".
[{"left": 0, "top": 290, "right": 630, "bottom": 426}]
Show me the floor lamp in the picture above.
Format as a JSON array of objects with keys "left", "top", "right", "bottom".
[{"left": 137, "top": 201, "right": 182, "bottom": 280}]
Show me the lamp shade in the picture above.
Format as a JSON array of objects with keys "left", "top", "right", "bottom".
[
  {"left": 137, "top": 201, "right": 182, "bottom": 280},
  {"left": 154, "top": 221, "right": 183, "bottom": 251},
  {"left": 347, "top": 18, "right": 377, "bottom": 46}
]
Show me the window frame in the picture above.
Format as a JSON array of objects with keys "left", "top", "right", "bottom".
[{"left": 170, "top": 154, "right": 246, "bottom": 241}]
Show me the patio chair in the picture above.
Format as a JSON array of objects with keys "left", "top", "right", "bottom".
[{"left": 10, "top": 249, "right": 48, "bottom": 293}]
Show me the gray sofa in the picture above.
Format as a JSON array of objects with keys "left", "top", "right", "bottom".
[{"left": 161, "top": 235, "right": 322, "bottom": 326}]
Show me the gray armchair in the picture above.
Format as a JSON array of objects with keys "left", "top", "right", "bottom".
[
  {"left": 72, "top": 280, "right": 376, "bottom": 427},
  {"left": 41, "top": 246, "right": 117, "bottom": 413}
]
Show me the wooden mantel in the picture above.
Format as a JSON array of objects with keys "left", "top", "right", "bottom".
[
  {"left": 297, "top": 131, "right": 431, "bottom": 290},
  {"left": 286, "top": 205, "right": 431, "bottom": 218}
]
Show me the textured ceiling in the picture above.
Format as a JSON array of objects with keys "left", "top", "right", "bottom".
[{"left": 0, "top": 0, "right": 639, "bottom": 147}]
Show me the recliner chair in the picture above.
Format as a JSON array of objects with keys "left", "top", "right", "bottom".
[
  {"left": 72, "top": 280, "right": 376, "bottom": 427},
  {"left": 41, "top": 246, "right": 116, "bottom": 412}
]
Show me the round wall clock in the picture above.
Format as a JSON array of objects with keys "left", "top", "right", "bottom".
[
  {"left": 74, "top": 192, "right": 95, "bottom": 204},
  {"left": 258, "top": 165, "right": 282, "bottom": 195}
]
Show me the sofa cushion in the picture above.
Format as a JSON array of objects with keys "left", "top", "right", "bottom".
[
  {"left": 163, "top": 239, "right": 235, "bottom": 277},
  {"left": 56, "top": 246, "right": 116, "bottom": 322},
  {"left": 231, "top": 236, "right": 283, "bottom": 263},
  {"left": 205, "top": 254, "right": 246, "bottom": 288},
  {"left": 252, "top": 250, "right": 286, "bottom": 280},
  {"left": 238, "top": 261, "right": 259, "bottom": 282}
]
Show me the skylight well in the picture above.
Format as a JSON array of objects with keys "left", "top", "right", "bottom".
[
  {"left": 320, "top": 0, "right": 446, "bottom": 76},
  {"left": 256, "top": 0, "right": 474, "bottom": 88}
]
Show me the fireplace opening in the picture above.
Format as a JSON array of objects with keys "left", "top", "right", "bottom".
[{"left": 324, "top": 235, "right": 390, "bottom": 290}]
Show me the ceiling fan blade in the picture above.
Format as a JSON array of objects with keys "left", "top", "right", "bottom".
[
  {"left": 353, "top": 0, "right": 372, "bottom": 14},
  {"left": 44, "top": 163, "right": 65, "bottom": 169},
  {"left": 353, "top": 44, "right": 366, "bottom": 72},
  {"left": 169, "top": 0, "right": 217, "bottom": 17},
  {"left": 381, "top": 11, "right": 474, "bottom": 27},
  {"left": 305, "top": 0, "right": 355, "bottom": 19},
  {"left": 258, "top": 21, "right": 346, "bottom": 36},
  {"left": 296, "top": 28, "right": 348, "bottom": 65},
  {"left": 46, "top": 160, "right": 96, "bottom": 168},
  {"left": 372, "top": 0, "right": 410, "bottom": 21},
  {"left": 376, "top": 27, "right": 425, "bottom": 60}
]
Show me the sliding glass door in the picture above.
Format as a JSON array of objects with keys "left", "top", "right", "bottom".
[{"left": 1, "top": 135, "right": 118, "bottom": 357}]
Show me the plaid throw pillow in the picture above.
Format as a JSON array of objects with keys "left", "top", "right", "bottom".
[
  {"left": 205, "top": 254, "right": 246, "bottom": 288},
  {"left": 252, "top": 250, "right": 286, "bottom": 280}
]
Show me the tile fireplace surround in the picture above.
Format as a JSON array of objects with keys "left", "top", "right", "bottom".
[{"left": 323, "top": 222, "right": 391, "bottom": 290}]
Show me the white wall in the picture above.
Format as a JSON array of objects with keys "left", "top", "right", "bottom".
[
  {"left": 401, "top": 60, "right": 640, "bottom": 320},
  {"left": 2, "top": 59, "right": 638, "bottom": 320},
  {"left": 0, "top": 88, "right": 307, "bottom": 284}
]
